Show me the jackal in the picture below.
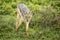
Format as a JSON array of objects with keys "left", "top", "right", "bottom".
[{"left": 16, "top": 4, "right": 32, "bottom": 35}]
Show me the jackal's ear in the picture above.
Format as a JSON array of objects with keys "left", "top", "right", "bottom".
[{"left": 29, "top": 11, "right": 33, "bottom": 15}]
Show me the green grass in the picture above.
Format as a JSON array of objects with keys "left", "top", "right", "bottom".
[{"left": 0, "top": 15, "right": 60, "bottom": 40}]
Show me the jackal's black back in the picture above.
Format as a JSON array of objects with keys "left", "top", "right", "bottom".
[{"left": 17, "top": 4, "right": 30, "bottom": 16}]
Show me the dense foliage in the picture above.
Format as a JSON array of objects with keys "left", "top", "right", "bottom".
[{"left": 0, "top": 0, "right": 60, "bottom": 40}]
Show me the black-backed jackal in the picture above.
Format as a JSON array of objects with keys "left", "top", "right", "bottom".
[{"left": 16, "top": 4, "right": 32, "bottom": 35}]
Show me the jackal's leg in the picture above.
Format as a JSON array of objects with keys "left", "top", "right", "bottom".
[
  {"left": 26, "top": 22, "right": 29, "bottom": 36},
  {"left": 16, "top": 7, "right": 23, "bottom": 30},
  {"left": 16, "top": 14, "right": 22, "bottom": 30},
  {"left": 18, "top": 17, "right": 22, "bottom": 29},
  {"left": 16, "top": 13, "right": 20, "bottom": 30}
]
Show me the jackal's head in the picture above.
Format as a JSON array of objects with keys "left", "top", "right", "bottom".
[{"left": 23, "top": 11, "right": 32, "bottom": 22}]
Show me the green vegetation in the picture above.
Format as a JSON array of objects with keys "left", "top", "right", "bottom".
[{"left": 0, "top": 0, "right": 60, "bottom": 40}]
